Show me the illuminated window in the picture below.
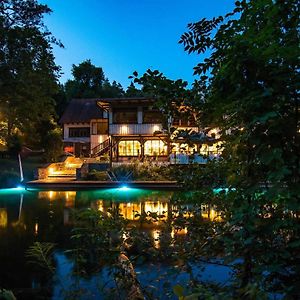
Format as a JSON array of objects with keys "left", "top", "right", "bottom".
[
  {"left": 118, "top": 140, "right": 141, "bottom": 156},
  {"left": 172, "top": 143, "right": 197, "bottom": 153},
  {"left": 144, "top": 140, "right": 167, "bottom": 156}
]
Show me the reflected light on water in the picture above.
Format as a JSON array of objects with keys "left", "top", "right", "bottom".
[
  {"left": 34, "top": 222, "right": 39, "bottom": 235},
  {"left": 0, "top": 208, "right": 8, "bottom": 228}
]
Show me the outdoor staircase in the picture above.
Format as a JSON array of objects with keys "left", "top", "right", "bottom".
[
  {"left": 46, "top": 157, "right": 83, "bottom": 178},
  {"left": 91, "top": 138, "right": 111, "bottom": 157}
]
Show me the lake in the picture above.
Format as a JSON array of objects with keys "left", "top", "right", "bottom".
[{"left": 0, "top": 187, "right": 231, "bottom": 299}]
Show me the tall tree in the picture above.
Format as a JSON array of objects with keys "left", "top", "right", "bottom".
[
  {"left": 0, "top": 0, "right": 61, "bottom": 146},
  {"left": 65, "top": 59, "right": 105, "bottom": 99},
  {"left": 180, "top": 0, "right": 300, "bottom": 296},
  {"left": 64, "top": 60, "right": 124, "bottom": 101}
]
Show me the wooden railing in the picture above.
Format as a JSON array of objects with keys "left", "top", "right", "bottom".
[{"left": 91, "top": 138, "right": 111, "bottom": 157}]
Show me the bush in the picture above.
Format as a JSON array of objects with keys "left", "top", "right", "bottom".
[
  {"left": 112, "top": 161, "right": 172, "bottom": 181},
  {"left": 42, "top": 128, "right": 63, "bottom": 162},
  {"left": 85, "top": 169, "right": 109, "bottom": 181}
]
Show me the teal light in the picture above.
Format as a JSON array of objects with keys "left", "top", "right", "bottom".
[
  {"left": 0, "top": 187, "right": 26, "bottom": 194},
  {"left": 213, "top": 187, "right": 236, "bottom": 194},
  {"left": 118, "top": 185, "right": 130, "bottom": 191}
]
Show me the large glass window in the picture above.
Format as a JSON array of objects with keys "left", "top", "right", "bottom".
[
  {"left": 143, "top": 107, "right": 163, "bottom": 123},
  {"left": 144, "top": 140, "right": 167, "bottom": 156},
  {"left": 113, "top": 108, "right": 137, "bottom": 124},
  {"left": 69, "top": 127, "right": 90, "bottom": 137},
  {"left": 118, "top": 140, "right": 141, "bottom": 156},
  {"left": 91, "top": 121, "right": 108, "bottom": 135}
]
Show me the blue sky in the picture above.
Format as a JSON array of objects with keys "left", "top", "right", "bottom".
[{"left": 43, "top": 0, "right": 235, "bottom": 89}]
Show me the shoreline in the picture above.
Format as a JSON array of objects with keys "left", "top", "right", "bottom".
[{"left": 25, "top": 179, "right": 181, "bottom": 190}]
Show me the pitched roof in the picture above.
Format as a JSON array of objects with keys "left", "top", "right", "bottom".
[{"left": 59, "top": 99, "right": 103, "bottom": 124}]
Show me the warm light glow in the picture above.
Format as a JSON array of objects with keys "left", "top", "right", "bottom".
[
  {"left": 152, "top": 230, "right": 160, "bottom": 248},
  {"left": 144, "top": 140, "right": 167, "bottom": 156},
  {"left": 49, "top": 191, "right": 54, "bottom": 199},
  {"left": 120, "top": 125, "right": 129, "bottom": 135},
  {"left": 48, "top": 167, "right": 54, "bottom": 175},
  {"left": 144, "top": 201, "right": 168, "bottom": 221},
  {"left": 65, "top": 191, "right": 76, "bottom": 207},
  {"left": 153, "top": 125, "right": 160, "bottom": 132},
  {"left": 172, "top": 143, "right": 196, "bottom": 154},
  {"left": 34, "top": 222, "right": 39, "bottom": 235},
  {"left": 118, "top": 140, "right": 141, "bottom": 156},
  {"left": 0, "top": 209, "right": 8, "bottom": 228},
  {"left": 201, "top": 205, "right": 222, "bottom": 221}
]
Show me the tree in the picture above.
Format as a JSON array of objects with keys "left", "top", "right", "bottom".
[
  {"left": 101, "top": 79, "right": 124, "bottom": 98},
  {"left": 65, "top": 60, "right": 125, "bottom": 100},
  {"left": 65, "top": 59, "right": 105, "bottom": 99},
  {"left": 179, "top": 0, "right": 300, "bottom": 296},
  {"left": 0, "top": 0, "right": 61, "bottom": 147},
  {"left": 124, "top": 82, "right": 144, "bottom": 97}
]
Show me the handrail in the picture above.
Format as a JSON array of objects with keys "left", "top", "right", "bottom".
[{"left": 91, "top": 138, "right": 110, "bottom": 156}]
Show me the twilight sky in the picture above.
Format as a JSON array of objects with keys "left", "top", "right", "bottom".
[{"left": 42, "top": 0, "right": 235, "bottom": 89}]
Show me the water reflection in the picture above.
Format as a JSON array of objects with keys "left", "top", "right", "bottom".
[
  {"left": 0, "top": 208, "right": 7, "bottom": 228},
  {"left": 0, "top": 190, "right": 222, "bottom": 231},
  {"left": 0, "top": 188, "right": 224, "bottom": 298}
]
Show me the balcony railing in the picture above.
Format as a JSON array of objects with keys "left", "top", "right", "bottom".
[{"left": 109, "top": 124, "right": 163, "bottom": 135}]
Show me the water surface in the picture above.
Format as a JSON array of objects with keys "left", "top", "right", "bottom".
[{"left": 0, "top": 188, "right": 229, "bottom": 299}]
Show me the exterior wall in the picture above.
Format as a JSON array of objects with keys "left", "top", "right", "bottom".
[
  {"left": 137, "top": 106, "right": 143, "bottom": 124},
  {"left": 109, "top": 123, "right": 163, "bottom": 135}
]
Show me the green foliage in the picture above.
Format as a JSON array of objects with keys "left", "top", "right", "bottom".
[
  {"left": 26, "top": 242, "right": 56, "bottom": 273},
  {"left": 85, "top": 169, "right": 109, "bottom": 181},
  {"left": 111, "top": 161, "right": 172, "bottom": 181},
  {"left": 178, "top": 0, "right": 300, "bottom": 297},
  {"left": 42, "top": 127, "right": 63, "bottom": 162},
  {"left": 64, "top": 59, "right": 124, "bottom": 101},
  {"left": 6, "top": 133, "right": 22, "bottom": 156},
  {"left": 68, "top": 208, "right": 127, "bottom": 274},
  {"left": 0, "top": 0, "right": 61, "bottom": 146},
  {"left": 125, "top": 82, "right": 144, "bottom": 97},
  {"left": 169, "top": 160, "right": 227, "bottom": 190},
  {"left": 0, "top": 289, "right": 16, "bottom": 300},
  {"left": 131, "top": 69, "right": 198, "bottom": 132}
]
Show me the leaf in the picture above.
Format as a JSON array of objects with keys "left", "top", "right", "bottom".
[{"left": 173, "top": 284, "right": 184, "bottom": 297}]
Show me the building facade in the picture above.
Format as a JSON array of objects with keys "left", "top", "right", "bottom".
[{"left": 59, "top": 97, "right": 221, "bottom": 161}]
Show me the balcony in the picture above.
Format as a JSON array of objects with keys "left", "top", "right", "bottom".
[{"left": 109, "top": 124, "right": 163, "bottom": 135}]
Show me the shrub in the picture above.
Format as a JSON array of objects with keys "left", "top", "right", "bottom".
[
  {"left": 42, "top": 128, "right": 63, "bottom": 162},
  {"left": 85, "top": 170, "right": 109, "bottom": 181}
]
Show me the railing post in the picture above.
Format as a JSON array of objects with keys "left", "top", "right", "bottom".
[{"left": 109, "top": 137, "right": 113, "bottom": 168}]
